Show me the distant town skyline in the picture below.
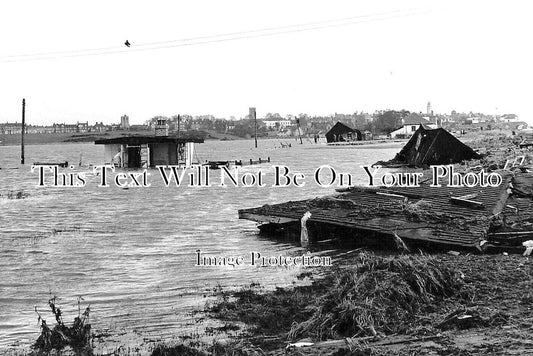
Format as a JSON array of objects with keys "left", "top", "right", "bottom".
[
  {"left": 0, "top": 106, "right": 519, "bottom": 127},
  {"left": 1, "top": 1, "right": 531, "bottom": 125}
]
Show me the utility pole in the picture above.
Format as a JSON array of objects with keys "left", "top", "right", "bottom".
[
  {"left": 296, "top": 118, "right": 303, "bottom": 144},
  {"left": 177, "top": 114, "right": 181, "bottom": 140},
  {"left": 21, "top": 98, "right": 25, "bottom": 164},
  {"left": 371, "top": 116, "right": 375, "bottom": 141},
  {"left": 250, "top": 107, "right": 257, "bottom": 148},
  {"left": 177, "top": 114, "right": 182, "bottom": 163}
]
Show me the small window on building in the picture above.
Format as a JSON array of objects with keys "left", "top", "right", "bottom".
[{"left": 412, "top": 126, "right": 417, "bottom": 131}]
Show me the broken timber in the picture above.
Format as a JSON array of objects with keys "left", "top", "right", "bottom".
[{"left": 239, "top": 171, "right": 533, "bottom": 253}]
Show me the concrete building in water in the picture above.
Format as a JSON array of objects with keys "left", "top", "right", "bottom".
[{"left": 95, "top": 118, "right": 203, "bottom": 168}]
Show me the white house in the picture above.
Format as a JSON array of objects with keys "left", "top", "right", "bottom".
[
  {"left": 389, "top": 116, "right": 437, "bottom": 138},
  {"left": 500, "top": 114, "right": 519, "bottom": 123},
  {"left": 262, "top": 119, "right": 292, "bottom": 129}
]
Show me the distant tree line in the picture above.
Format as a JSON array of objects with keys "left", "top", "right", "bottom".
[{"left": 142, "top": 108, "right": 519, "bottom": 138}]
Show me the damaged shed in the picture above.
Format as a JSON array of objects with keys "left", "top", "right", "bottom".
[
  {"left": 383, "top": 126, "right": 481, "bottom": 167},
  {"left": 325, "top": 122, "right": 362, "bottom": 143}
]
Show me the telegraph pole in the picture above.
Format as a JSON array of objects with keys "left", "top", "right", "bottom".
[
  {"left": 21, "top": 98, "right": 25, "bottom": 164},
  {"left": 177, "top": 114, "right": 181, "bottom": 140},
  {"left": 296, "top": 118, "right": 303, "bottom": 144},
  {"left": 250, "top": 107, "right": 257, "bottom": 148}
]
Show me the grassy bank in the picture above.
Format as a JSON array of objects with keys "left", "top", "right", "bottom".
[
  {"left": 153, "top": 251, "right": 533, "bottom": 355},
  {"left": 0, "top": 129, "right": 226, "bottom": 146},
  {"left": 0, "top": 132, "right": 117, "bottom": 146}
]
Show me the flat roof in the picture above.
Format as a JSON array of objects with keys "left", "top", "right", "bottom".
[
  {"left": 239, "top": 171, "right": 516, "bottom": 250},
  {"left": 94, "top": 135, "right": 204, "bottom": 145}
]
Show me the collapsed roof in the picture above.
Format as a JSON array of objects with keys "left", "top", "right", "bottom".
[
  {"left": 382, "top": 126, "right": 481, "bottom": 167},
  {"left": 239, "top": 171, "right": 533, "bottom": 253}
]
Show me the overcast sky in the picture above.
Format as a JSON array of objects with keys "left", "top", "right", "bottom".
[{"left": 0, "top": 0, "right": 531, "bottom": 125}]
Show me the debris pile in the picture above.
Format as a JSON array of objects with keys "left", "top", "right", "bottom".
[{"left": 288, "top": 252, "right": 464, "bottom": 340}]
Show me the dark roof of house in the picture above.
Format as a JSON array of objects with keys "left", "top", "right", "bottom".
[
  {"left": 94, "top": 135, "right": 204, "bottom": 145},
  {"left": 403, "top": 116, "right": 432, "bottom": 126},
  {"left": 325, "top": 122, "right": 362, "bottom": 142},
  {"left": 327, "top": 122, "right": 357, "bottom": 134}
]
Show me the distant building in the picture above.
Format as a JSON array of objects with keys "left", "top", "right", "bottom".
[
  {"left": 470, "top": 117, "right": 486, "bottom": 124},
  {"left": 0, "top": 122, "right": 22, "bottom": 134},
  {"left": 77, "top": 122, "right": 89, "bottom": 132},
  {"left": 91, "top": 122, "right": 107, "bottom": 132},
  {"left": 52, "top": 122, "right": 88, "bottom": 133},
  {"left": 262, "top": 119, "right": 292, "bottom": 129},
  {"left": 500, "top": 114, "right": 519, "bottom": 123},
  {"left": 155, "top": 118, "right": 169, "bottom": 136},
  {"left": 120, "top": 115, "right": 130, "bottom": 130},
  {"left": 26, "top": 125, "right": 55, "bottom": 134},
  {"left": 441, "top": 115, "right": 455, "bottom": 123},
  {"left": 325, "top": 122, "right": 362, "bottom": 143},
  {"left": 389, "top": 115, "right": 438, "bottom": 138}
]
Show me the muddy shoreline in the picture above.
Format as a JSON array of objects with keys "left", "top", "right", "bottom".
[
  {"left": 9, "top": 250, "right": 533, "bottom": 355},
  {"left": 150, "top": 251, "right": 533, "bottom": 356}
]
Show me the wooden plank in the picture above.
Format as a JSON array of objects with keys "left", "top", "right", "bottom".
[
  {"left": 490, "top": 231, "right": 533, "bottom": 236},
  {"left": 376, "top": 192, "right": 408, "bottom": 200},
  {"left": 450, "top": 196, "right": 485, "bottom": 209},
  {"left": 238, "top": 212, "right": 298, "bottom": 225},
  {"left": 456, "top": 193, "right": 478, "bottom": 200}
]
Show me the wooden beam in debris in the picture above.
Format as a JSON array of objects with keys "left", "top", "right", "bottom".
[
  {"left": 487, "top": 231, "right": 533, "bottom": 245},
  {"left": 336, "top": 185, "right": 422, "bottom": 199},
  {"left": 449, "top": 196, "right": 485, "bottom": 209},
  {"left": 376, "top": 192, "right": 408, "bottom": 200},
  {"left": 456, "top": 193, "right": 478, "bottom": 200},
  {"left": 490, "top": 231, "right": 533, "bottom": 236},
  {"left": 238, "top": 211, "right": 298, "bottom": 225}
]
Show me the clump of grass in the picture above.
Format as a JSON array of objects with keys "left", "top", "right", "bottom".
[
  {"left": 33, "top": 295, "right": 92, "bottom": 353},
  {"left": 289, "top": 252, "right": 465, "bottom": 341},
  {"left": 206, "top": 283, "right": 317, "bottom": 337},
  {"left": 402, "top": 200, "right": 432, "bottom": 221}
]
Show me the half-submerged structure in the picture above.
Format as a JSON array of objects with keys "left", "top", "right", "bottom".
[
  {"left": 239, "top": 171, "right": 533, "bottom": 254},
  {"left": 95, "top": 118, "right": 203, "bottom": 168},
  {"left": 381, "top": 125, "right": 481, "bottom": 167},
  {"left": 325, "top": 122, "right": 362, "bottom": 143}
]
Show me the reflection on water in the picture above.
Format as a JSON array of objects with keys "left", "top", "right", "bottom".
[{"left": 0, "top": 139, "right": 400, "bottom": 349}]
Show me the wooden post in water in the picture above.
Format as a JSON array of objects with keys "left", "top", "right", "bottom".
[{"left": 21, "top": 98, "right": 25, "bottom": 164}]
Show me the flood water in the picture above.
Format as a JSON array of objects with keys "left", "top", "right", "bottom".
[{"left": 0, "top": 139, "right": 400, "bottom": 351}]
